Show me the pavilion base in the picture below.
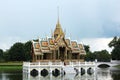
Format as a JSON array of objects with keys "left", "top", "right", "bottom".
[{"left": 23, "top": 61, "right": 96, "bottom": 77}]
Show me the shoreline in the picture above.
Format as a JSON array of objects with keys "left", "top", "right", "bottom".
[
  {"left": 0, "top": 62, "right": 22, "bottom": 71},
  {"left": 114, "top": 65, "right": 120, "bottom": 68}
]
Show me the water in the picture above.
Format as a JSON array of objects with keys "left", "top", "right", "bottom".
[
  {"left": 0, "top": 71, "right": 22, "bottom": 80},
  {"left": 0, "top": 67, "right": 120, "bottom": 80}
]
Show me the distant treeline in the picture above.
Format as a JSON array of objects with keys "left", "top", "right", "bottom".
[
  {"left": 84, "top": 45, "right": 111, "bottom": 62},
  {"left": 0, "top": 36, "right": 120, "bottom": 62},
  {"left": 84, "top": 36, "right": 120, "bottom": 62},
  {"left": 0, "top": 41, "right": 32, "bottom": 62}
]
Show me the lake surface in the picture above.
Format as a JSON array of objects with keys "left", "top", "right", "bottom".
[{"left": 0, "top": 67, "right": 120, "bottom": 80}]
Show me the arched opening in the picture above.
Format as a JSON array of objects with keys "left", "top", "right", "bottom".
[
  {"left": 52, "top": 68, "right": 60, "bottom": 77},
  {"left": 30, "top": 69, "right": 38, "bottom": 77},
  {"left": 41, "top": 69, "right": 49, "bottom": 77},
  {"left": 98, "top": 64, "right": 110, "bottom": 68},
  {"left": 81, "top": 68, "right": 85, "bottom": 75},
  {"left": 87, "top": 67, "right": 94, "bottom": 75}
]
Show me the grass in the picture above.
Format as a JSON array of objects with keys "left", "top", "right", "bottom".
[
  {"left": 0, "top": 66, "right": 22, "bottom": 71},
  {"left": 114, "top": 65, "right": 120, "bottom": 68},
  {"left": 0, "top": 62, "right": 22, "bottom": 66},
  {"left": 0, "top": 62, "right": 23, "bottom": 71}
]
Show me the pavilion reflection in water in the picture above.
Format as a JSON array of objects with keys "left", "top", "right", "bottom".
[{"left": 23, "top": 72, "right": 96, "bottom": 80}]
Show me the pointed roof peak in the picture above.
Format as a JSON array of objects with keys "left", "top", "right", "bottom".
[
  {"left": 56, "top": 6, "right": 61, "bottom": 28},
  {"left": 54, "top": 7, "right": 65, "bottom": 38},
  {"left": 56, "top": 18, "right": 61, "bottom": 28},
  {"left": 56, "top": 15, "right": 62, "bottom": 29},
  {"left": 57, "top": 17, "right": 60, "bottom": 24}
]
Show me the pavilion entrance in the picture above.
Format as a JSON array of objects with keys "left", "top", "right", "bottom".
[{"left": 59, "top": 47, "right": 66, "bottom": 61}]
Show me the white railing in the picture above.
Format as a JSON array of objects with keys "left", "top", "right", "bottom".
[{"left": 23, "top": 61, "right": 95, "bottom": 67}]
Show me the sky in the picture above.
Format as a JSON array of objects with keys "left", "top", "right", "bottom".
[{"left": 0, "top": 0, "right": 120, "bottom": 52}]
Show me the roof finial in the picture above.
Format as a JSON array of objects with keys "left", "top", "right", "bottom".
[{"left": 57, "top": 6, "right": 60, "bottom": 24}]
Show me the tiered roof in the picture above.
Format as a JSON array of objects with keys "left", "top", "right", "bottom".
[{"left": 32, "top": 19, "right": 86, "bottom": 55}]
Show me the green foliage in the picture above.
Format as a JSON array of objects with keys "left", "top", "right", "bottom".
[
  {"left": 9, "top": 42, "right": 25, "bottom": 61},
  {"left": 0, "top": 62, "right": 22, "bottom": 71},
  {"left": 84, "top": 45, "right": 90, "bottom": 53},
  {"left": 84, "top": 45, "right": 111, "bottom": 62},
  {"left": 24, "top": 41, "right": 32, "bottom": 61},
  {"left": 85, "top": 52, "right": 96, "bottom": 61},
  {"left": 95, "top": 50, "right": 111, "bottom": 62},
  {"left": 84, "top": 45, "right": 96, "bottom": 61},
  {"left": 109, "top": 36, "right": 120, "bottom": 60},
  {"left": 0, "top": 49, "right": 3, "bottom": 61},
  {"left": 3, "top": 50, "right": 10, "bottom": 61},
  {"left": 0, "top": 41, "right": 32, "bottom": 61},
  {"left": 109, "top": 36, "right": 118, "bottom": 47},
  {"left": 0, "top": 65, "right": 22, "bottom": 71},
  {"left": 114, "top": 65, "right": 120, "bottom": 68}
]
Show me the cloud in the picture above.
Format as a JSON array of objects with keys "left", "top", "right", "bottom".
[
  {"left": 102, "top": 21, "right": 120, "bottom": 37},
  {"left": 0, "top": 0, "right": 119, "bottom": 52},
  {"left": 0, "top": 36, "right": 27, "bottom": 51},
  {"left": 80, "top": 38, "right": 113, "bottom": 53},
  {"left": 1, "top": 0, "right": 120, "bottom": 39}
]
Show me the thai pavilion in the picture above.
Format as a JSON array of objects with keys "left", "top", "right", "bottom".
[{"left": 32, "top": 19, "right": 86, "bottom": 62}]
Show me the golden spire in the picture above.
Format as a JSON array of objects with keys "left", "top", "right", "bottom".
[
  {"left": 56, "top": 6, "right": 60, "bottom": 28},
  {"left": 58, "top": 7, "right": 59, "bottom": 21},
  {"left": 53, "top": 7, "right": 66, "bottom": 43},
  {"left": 53, "top": 7, "right": 65, "bottom": 41}
]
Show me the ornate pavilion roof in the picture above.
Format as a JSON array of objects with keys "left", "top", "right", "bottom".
[{"left": 32, "top": 19, "right": 86, "bottom": 55}]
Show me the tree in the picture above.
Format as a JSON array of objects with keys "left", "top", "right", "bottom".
[
  {"left": 3, "top": 50, "right": 10, "bottom": 61},
  {"left": 84, "top": 45, "right": 111, "bottom": 62},
  {"left": 0, "top": 49, "right": 3, "bottom": 61},
  {"left": 95, "top": 50, "right": 111, "bottom": 62},
  {"left": 24, "top": 41, "right": 32, "bottom": 61},
  {"left": 85, "top": 52, "right": 96, "bottom": 61},
  {"left": 9, "top": 42, "right": 25, "bottom": 61},
  {"left": 84, "top": 45, "right": 90, "bottom": 53},
  {"left": 109, "top": 36, "right": 120, "bottom": 60},
  {"left": 1, "top": 41, "right": 33, "bottom": 61},
  {"left": 84, "top": 45, "right": 96, "bottom": 61}
]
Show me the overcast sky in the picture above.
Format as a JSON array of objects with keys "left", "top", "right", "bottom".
[{"left": 0, "top": 0, "right": 120, "bottom": 52}]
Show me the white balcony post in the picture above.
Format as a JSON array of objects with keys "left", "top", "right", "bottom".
[
  {"left": 28, "top": 62, "right": 30, "bottom": 73},
  {"left": 72, "top": 61, "right": 73, "bottom": 67},
  {"left": 79, "top": 61, "right": 80, "bottom": 72}
]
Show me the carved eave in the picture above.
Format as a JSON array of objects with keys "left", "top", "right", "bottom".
[
  {"left": 49, "top": 46, "right": 55, "bottom": 51},
  {"left": 40, "top": 40, "right": 52, "bottom": 53},
  {"left": 71, "top": 41, "right": 80, "bottom": 53},
  {"left": 78, "top": 44, "right": 86, "bottom": 55},
  {"left": 41, "top": 48, "right": 52, "bottom": 53},
  {"left": 72, "top": 47, "right": 80, "bottom": 53},
  {"left": 32, "top": 40, "right": 42, "bottom": 55},
  {"left": 48, "top": 38, "right": 55, "bottom": 50}
]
